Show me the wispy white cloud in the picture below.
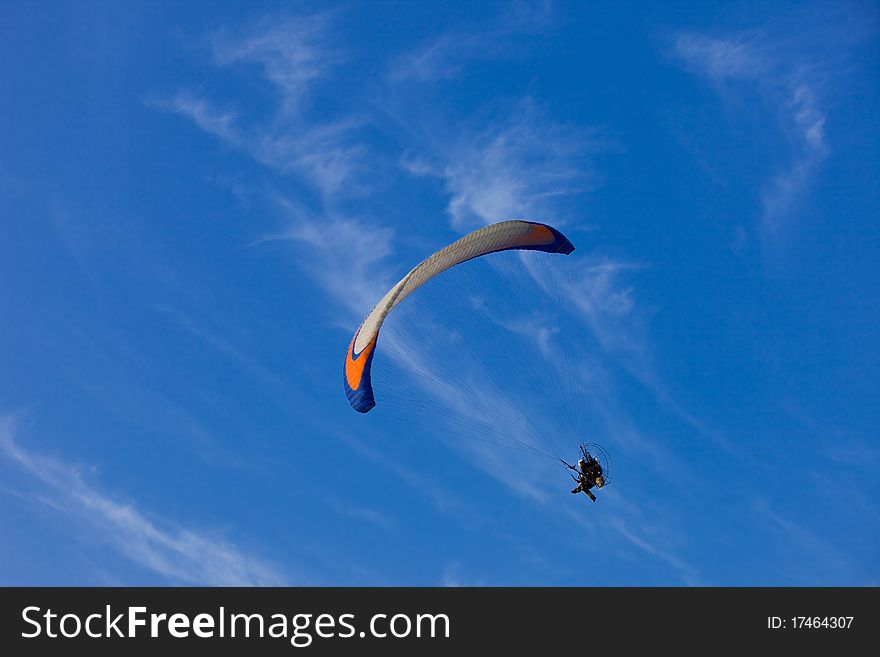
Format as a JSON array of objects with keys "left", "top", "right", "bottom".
[
  {"left": 672, "top": 31, "right": 768, "bottom": 81},
  {"left": 163, "top": 93, "right": 240, "bottom": 144},
  {"left": 252, "top": 193, "right": 396, "bottom": 318},
  {"left": 384, "top": 9, "right": 603, "bottom": 233},
  {"left": 213, "top": 14, "right": 339, "bottom": 118},
  {"left": 164, "top": 92, "right": 364, "bottom": 198},
  {"left": 670, "top": 31, "right": 829, "bottom": 238},
  {"left": 0, "top": 415, "right": 285, "bottom": 586},
  {"left": 161, "top": 14, "right": 365, "bottom": 197},
  {"left": 403, "top": 100, "right": 602, "bottom": 231},
  {"left": 523, "top": 254, "right": 643, "bottom": 354}
]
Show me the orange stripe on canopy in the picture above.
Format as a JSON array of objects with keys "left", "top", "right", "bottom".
[{"left": 345, "top": 333, "right": 377, "bottom": 391}]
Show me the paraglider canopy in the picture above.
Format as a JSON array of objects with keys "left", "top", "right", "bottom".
[{"left": 343, "top": 220, "right": 574, "bottom": 413}]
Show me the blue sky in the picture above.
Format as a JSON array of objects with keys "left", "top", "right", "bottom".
[{"left": 1, "top": 1, "right": 878, "bottom": 586}]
